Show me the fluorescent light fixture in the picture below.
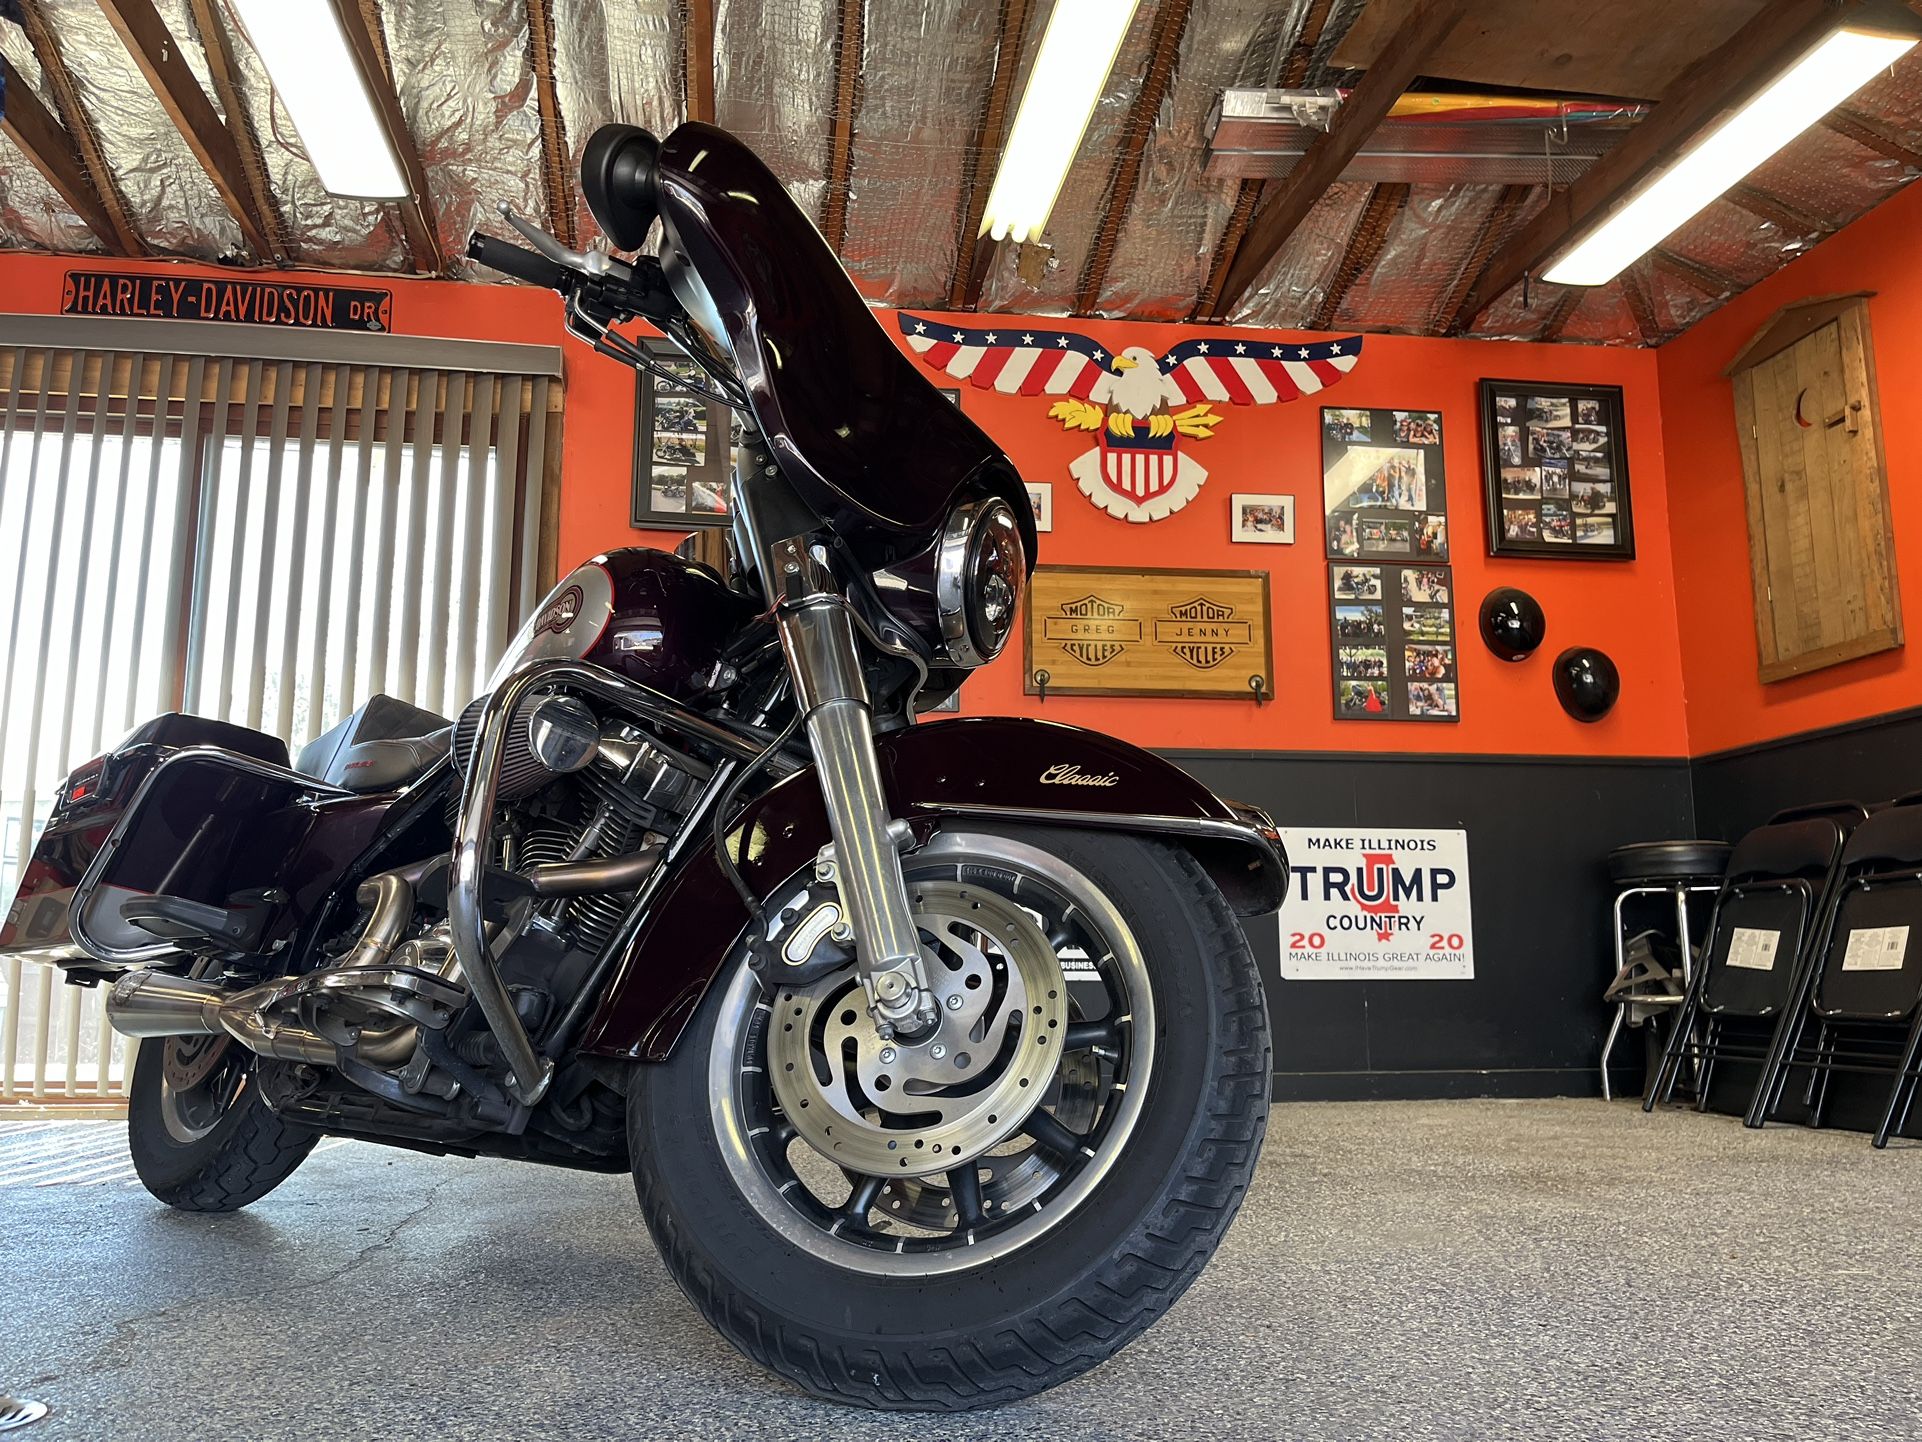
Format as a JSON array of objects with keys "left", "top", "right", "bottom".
[
  {"left": 979, "top": 0, "right": 1143, "bottom": 243},
  {"left": 1545, "top": 22, "right": 1917, "bottom": 286},
  {"left": 228, "top": 0, "right": 410, "bottom": 200}
]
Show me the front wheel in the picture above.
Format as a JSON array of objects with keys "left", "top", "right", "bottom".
[{"left": 628, "top": 826, "right": 1271, "bottom": 1410}]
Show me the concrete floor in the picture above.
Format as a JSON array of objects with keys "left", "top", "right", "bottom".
[{"left": 3, "top": 1100, "right": 1919, "bottom": 1441}]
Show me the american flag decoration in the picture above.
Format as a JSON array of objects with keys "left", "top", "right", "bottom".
[{"left": 898, "top": 313, "right": 1364, "bottom": 524}]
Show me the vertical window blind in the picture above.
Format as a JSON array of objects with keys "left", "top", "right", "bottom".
[{"left": 0, "top": 328, "right": 562, "bottom": 1105}]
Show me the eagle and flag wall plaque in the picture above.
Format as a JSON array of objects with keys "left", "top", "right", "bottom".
[
  {"left": 1024, "top": 566, "right": 1274, "bottom": 701},
  {"left": 899, "top": 314, "right": 1363, "bottom": 524}
]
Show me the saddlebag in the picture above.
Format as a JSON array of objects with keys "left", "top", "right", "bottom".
[{"left": 0, "top": 714, "right": 377, "bottom": 973}]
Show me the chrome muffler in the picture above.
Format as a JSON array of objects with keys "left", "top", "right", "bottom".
[{"left": 106, "top": 970, "right": 335, "bottom": 1064}]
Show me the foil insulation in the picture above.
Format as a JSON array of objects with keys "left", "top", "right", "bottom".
[
  {"left": 551, "top": 0, "right": 681, "bottom": 251},
  {"left": 981, "top": 0, "right": 1162, "bottom": 316},
  {"left": 839, "top": 0, "right": 1001, "bottom": 306},
  {"left": 1093, "top": 0, "right": 1308, "bottom": 320},
  {"left": 1225, "top": 180, "right": 1369, "bottom": 329},
  {"left": 194, "top": 1, "right": 405, "bottom": 269},
  {"left": 714, "top": 0, "right": 840, "bottom": 224},
  {"left": 0, "top": 30, "right": 98, "bottom": 252},
  {"left": 381, "top": 0, "right": 548, "bottom": 275},
  {"left": 31, "top": 0, "right": 239, "bottom": 258},
  {"left": 1333, "top": 184, "right": 1503, "bottom": 335}
]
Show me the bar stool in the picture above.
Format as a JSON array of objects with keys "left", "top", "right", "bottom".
[{"left": 1600, "top": 840, "right": 1731, "bottom": 1099}]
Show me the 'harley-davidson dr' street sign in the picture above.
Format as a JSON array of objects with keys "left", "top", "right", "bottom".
[
  {"left": 61, "top": 271, "right": 394, "bottom": 332},
  {"left": 1024, "top": 565, "right": 1273, "bottom": 701}
]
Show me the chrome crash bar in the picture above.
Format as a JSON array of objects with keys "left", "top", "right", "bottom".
[{"left": 449, "top": 657, "right": 795, "bottom": 1105}]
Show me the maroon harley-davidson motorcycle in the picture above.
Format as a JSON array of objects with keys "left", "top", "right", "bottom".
[{"left": 1, "top": 123, "right": 1279, "bottom": 1409}]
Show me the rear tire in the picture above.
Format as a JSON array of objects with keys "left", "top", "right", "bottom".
[
  {"left": 127, "top": 1035, "right": 318, "bottom": 1212},
  {"left": 628, "top": 827, "right": 1271, "bottom": 1410}
]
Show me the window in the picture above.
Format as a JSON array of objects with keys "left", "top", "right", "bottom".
[{"left": 632, "top": 346, "right": 736, "bottom": 529}]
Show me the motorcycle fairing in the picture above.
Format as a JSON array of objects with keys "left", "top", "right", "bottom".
[{"left": 575, "top": 716, "right": 1284, "bottom": 1061}]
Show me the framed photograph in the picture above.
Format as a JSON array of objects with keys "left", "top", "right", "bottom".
[
  {"left": 1321, "top": 407, "right": 1448, "bottom": 563},
  {"left": 1025, "top": 482, "right": 1053, "bottom": 534},
  {"left": 632, "top": 347, "right": 735, "bottom": 529},
  {"left": 1231, "top": 493, "right": 1294, "bottom": 544},
  {"left": 1478, "top": 379, "right": 1634, "bottom": 559},
  {"left": 1327, "top": 563, "right": 1459, "bottom": 723}
]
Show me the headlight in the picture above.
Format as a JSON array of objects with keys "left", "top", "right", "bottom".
[{"left": 935, "top": 497, "right": 1027, "bottom": 667}]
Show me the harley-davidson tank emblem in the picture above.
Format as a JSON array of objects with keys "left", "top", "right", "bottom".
[
  {"left": 1155, "top": 595, "right": 1253, "bottom": 671},
  {"left": 535, "top": 584, "right": 584, "bottom": 637},
  {"left": 1040, "top": 764, "right": 1121, "bottom": 787},
  {"left": 1042, "top": 593, "right": 1139, "bottom": 668}
]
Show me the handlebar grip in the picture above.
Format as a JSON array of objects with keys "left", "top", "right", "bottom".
[{"left": 467, "top": 233, "right": 571, "bottom": 292}]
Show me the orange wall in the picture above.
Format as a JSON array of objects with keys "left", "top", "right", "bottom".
[
  {"left": 1657, "top": 179, "right": 1922, "bottom": 756},
  {"left": 0, "top": 249, "right": 1689, "bottom": 758}
]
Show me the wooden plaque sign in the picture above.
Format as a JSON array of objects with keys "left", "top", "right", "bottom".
[{"left": 1023, "top": 565, "right": 1274, "bottom": 701}]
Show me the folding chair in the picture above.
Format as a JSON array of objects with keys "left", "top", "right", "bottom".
[
  {"left": 1747, "top": 795, "right": 1922, "bottom": 1146},
  {"left": 1644, "top": 802, "right": 1865, "bottom": 1115}
]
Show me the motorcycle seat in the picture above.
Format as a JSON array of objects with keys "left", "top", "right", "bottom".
[{"left": 295, "top": 694, "right": 454, "bottom": 793}]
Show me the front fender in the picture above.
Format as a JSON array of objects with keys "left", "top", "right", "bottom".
[{"left": 576, "top": 716, "right": 1282, "bottom": 1062}]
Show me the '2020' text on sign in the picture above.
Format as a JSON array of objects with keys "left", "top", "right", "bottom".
[{"left": 1276, "top": 827, "right": 1474, "bottom": 981}]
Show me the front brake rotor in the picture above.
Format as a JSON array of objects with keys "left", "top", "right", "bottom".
[{"left": 766, "top": 879, "right": 1067, "bottom": 1179}]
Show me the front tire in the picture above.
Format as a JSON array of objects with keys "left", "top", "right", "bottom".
[
  {"left": 127, "top": 1034, "right": 318, "bottom": 1211},
  {"left": 628, "top": 827, "right": 1270, "bottom": 1410}
]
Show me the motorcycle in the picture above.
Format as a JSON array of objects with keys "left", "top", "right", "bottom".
[{"left": 1, "top": 121, "right": 1280, "bottom": 1410}]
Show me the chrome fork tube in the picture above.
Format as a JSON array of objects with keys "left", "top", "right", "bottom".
[{"left": 774, "top": 552, "right": 934, "bottom": 1035}]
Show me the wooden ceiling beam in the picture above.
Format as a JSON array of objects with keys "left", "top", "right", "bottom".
[
  {"left": 1822, "top": 107, "right": 1922, "bottom": 170},
  {"left": 1725, "top": 179, "right": 1833, "bottom": 237},
  {"left": 1651, "top": 245, "right": 1739, "bottom": 297},
  {"left": 1311, "top": 181, "right": 1409, "bottom": 330},
  {"left": 1074, "top": 0, "right": 1196, "bottom": 315},
  {"left": 338, "top": 0, "right": 446, "bottom": 275},
  {"left": 1435, "top": 183, "right": 1532, "bottom": 334},
  {"left": 818, "top": 0, "right": 865, "bottom": 253},
  {"left": 1450, "top": 0, "right": 1852, "bottom": 333},
  {"left": 949, "top": 0, "right": 1036, "bottom": 309},
  {"left": 1619, "top": 265, "right": 1661, "bottom": 345},
  {"left": 0, "top": 55, "right": 135, "bottom": 253},
  {"left": 524, "top": 0, "right": 576, "bottom": 247},
  {"left": 12, "top": 0, "right": 144, "bottom": 254},
  {"left": 183, "top": 0, "right": 289, "bottom": 261},
  {"left": 1536, "top": 285, "right": 1586, "bottom": 342},
  {"left": 96, "top": 0, "right": 277, "bottom": 260},
  {"left": 1209, "top": 0, "right": 1470, "bottom": 320},
  {"left": 1192, "top": 0, "right": 1339, "bottom": 319},
  {"left": 684, "top": 0, "right": 716, "bottom": 125}
]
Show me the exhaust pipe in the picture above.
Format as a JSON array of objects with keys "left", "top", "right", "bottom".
[{"left": 107, "top": 970, "right": 335, "bottom": 1065}]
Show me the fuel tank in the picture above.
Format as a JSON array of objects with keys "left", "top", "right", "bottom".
[{"left": 489, "top": 548, "right": 760, "bottom": 702}]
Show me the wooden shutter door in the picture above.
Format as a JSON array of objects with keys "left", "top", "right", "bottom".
[{"left": 1730, "top": 297, "right": 1901, "bottom": 683}]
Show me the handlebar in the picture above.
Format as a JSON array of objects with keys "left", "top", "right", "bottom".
[{"left": 466, "top": 233, "right": 571, "bottom": 292}]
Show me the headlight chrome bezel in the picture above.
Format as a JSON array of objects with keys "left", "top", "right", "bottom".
[{"left": 934, "top": 496, "right": 1027, "bottom": 668}]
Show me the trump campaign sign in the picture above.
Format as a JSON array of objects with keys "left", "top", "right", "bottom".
[{"left": 1277, "top": 827, "right": 1475, "bottom": 981}]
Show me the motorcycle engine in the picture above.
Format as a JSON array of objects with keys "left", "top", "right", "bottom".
[{"left": 450, "top": 695, "right": 707, "bottom": 957}]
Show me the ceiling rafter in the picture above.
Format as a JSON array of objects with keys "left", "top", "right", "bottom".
[
  {"left": 183, "top": 0, "right": 289, "bottom": 261},
  {"left": 1822, "top": 106, "right": 1922, "bottom": 170},
  {"left": 1536, "top": 285, "right": 1586, "bottom": 343},
  {"left": 1651, "top": 245, "right": 1738, "bottom": 297},
  {"left": 339, "top": 0, "right": 446, "bottom": 275},
  {"left": 11, "top": 0, "right": 144, "bottom": 255},
  {"left": 524, "top": 0, "right": 576, "bottom": 247},
  {"left": 683, "top": 0, "right": 716, "bottom": 125},
  {"left": 1311, "top": 181, "right": 1409, "bottom": 330},
  {"left": 1450, "top": 0, "right": 1849, "bottom": 333},
  {"left": 0, "top": 54, "right": 135, "bottom": 253},
  {"left": 1725, "top": 179, "right": 1834, "bottom": 237},
  {"left": 1208, "top": 0, "right": 1470, "bottom": 320},
  {"left": 1435, "top": 183, "right": 1533, "bottom": 335},
  {"left": 96, "top": 0, "right": 278, "bottom": 260},
  {"left": 1074, "top": 0, "right": 1197, "bottom": 316},
  {"left": 948, "top": 0, "right": 1036, "bottom": 310},
  {"left": 818, "top": 0, "right": 865, "bottom": 253},
  {"left": 1619, "top": 264, "right": 1661, "bottom": 345},
  {"left": 1194, "top": 0, "right": 1342, "bottom": 321}
]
